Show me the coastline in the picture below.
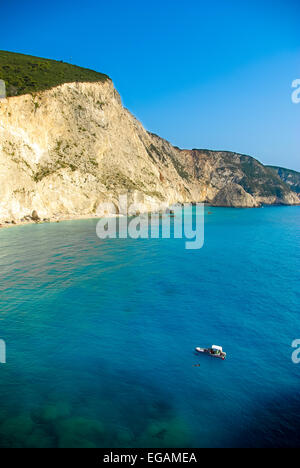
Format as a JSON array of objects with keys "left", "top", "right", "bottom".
[
  {"left": 1, "top": 203, "right": 299, "bottom": 231},
  {"left": 0, "top": 213, "right": 104, "bottom": 230}
]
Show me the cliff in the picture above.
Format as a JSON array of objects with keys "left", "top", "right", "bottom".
[
  {"left": 174, "top": 148, "right": 299, "bottom": 207},
  {"left": 268, "top": 166, "right": 300, "bottom": 196},
  {"left": 0, "top": 80, "right": 194, "bottom": 223},
  {"left": 0, "top": 52, "right": 299, "bottom": 224}
]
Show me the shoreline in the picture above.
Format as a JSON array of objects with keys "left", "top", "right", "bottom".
[
  {"left": 0, "top": 213, "right": 105, "bottom": 230},
  {"left": 0, "top": 203, "right": 299, "bottom": 231}
]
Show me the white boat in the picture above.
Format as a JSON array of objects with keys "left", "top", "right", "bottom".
[{"left": 195, "top": 345, "right": 226, "bottom": 360}]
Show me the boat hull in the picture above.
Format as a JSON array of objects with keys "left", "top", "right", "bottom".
[{"left": 195, "top": 347, "right": 226, "bottom": 360}]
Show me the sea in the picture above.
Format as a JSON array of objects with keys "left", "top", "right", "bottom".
[{"left": 0, "top": 205, "right": 299, "bottom": 448}]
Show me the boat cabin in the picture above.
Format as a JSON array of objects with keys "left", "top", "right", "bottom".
[{"left": 211, "top": 345, "right": 223, "bottom": 355}]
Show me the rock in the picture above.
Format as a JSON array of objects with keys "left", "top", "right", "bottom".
[
  {"left": 55, "top": 417, "right": 104, "bottom": 448},
  {"left": 31, "top": 211, "right": 40, "bottom": 221},
  {"left": 32, "top": 402, "right": 71, "bottom": 423},
  {"left": 0, "top": 414, "right": 34, "bottom": 443},
  {"left": 0, "top": 413, "right": 53, "bottom": 448},
  {"left": 23, "top": 428, "right": 54, "bottom": 448},
  {"left": 211, "top": 183, "right": 259, "bottom": 208},
  {"left": 138, "top": 418, "right": 191, "bottom": 448},
  {"left": 268, "top": 166, "right": 300, "bottom": 196}
]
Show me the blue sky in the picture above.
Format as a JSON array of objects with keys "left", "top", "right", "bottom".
[{"left": 1, "top": 0, "right": 300, "bottom": 170}]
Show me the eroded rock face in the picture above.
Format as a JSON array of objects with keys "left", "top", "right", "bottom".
[
  {"left": 0, "top": 81, "right": 190, "bottom": 222},
  {"left": 268, "top": 166, "right": 300, "bottom": 197},
  {"left": 0, "top": 80, "right": 298, "bottom": 223},
  {"left": 175, "top": 148, "right": 300, "bottom": 207},
  {"left": 211, "top": 183, "right": 258, "bottom": 208}
]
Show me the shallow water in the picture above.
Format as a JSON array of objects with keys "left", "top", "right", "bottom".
[{"left": 0, "top": 206, "right": 299, "bottom": 447}]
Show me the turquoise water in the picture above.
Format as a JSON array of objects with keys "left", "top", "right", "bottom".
[{"left": 0, "top": 206, "right": 299, "bottom": 448}]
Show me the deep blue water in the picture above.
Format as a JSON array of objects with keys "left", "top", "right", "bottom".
[{"left": 0, "top": 206, "right": 299, "bottom": 448}]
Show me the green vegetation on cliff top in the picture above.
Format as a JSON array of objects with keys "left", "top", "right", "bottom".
[{"left": 0, "top": 50, "right": 110, "bottom": 97}]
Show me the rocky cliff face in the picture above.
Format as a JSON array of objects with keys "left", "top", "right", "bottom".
[
  {"left": 0, "top": 80, "right": 298, "bottom": 224},
  {"left": 174, "top": 148, "right": 299, "bottom": 207},
  {"left": 268, "top": 166, "right": 300, "bottom": 196},
  {"left": 0, "top": 81, "right": 190, "bottom": 223}
]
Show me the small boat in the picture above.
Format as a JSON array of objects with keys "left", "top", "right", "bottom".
[{"left": 195, "top": 345, "right": 226, "bottom": 360}]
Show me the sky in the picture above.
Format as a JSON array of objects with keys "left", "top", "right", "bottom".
[{"left": 1, "top": 0, "right": 300, "bottom": 170}]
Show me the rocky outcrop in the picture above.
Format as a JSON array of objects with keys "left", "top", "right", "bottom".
[
  {"left": 174, "top": 148, "right": 299, "bottom": 207},
  {"left": 268, "top": 166, "right": 300, "bottom": 196},
  {"left": 0, "top": 79, "right": 299, "bottom": 224},
  {"left": 211, "top": 183, "right": 258, "bottom": 208}
]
